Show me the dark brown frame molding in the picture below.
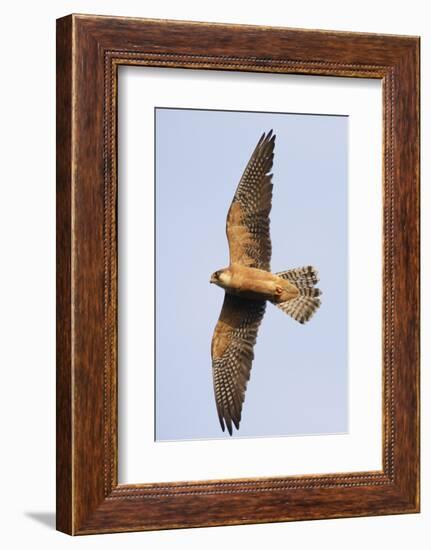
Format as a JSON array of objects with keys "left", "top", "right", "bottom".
[{"left": 56, "top": 14, "right": 420, "bottom": 535}]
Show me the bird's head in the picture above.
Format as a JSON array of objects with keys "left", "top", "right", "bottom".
[{"left": 210, "top": 268, "right": 231, "bottom": 288}]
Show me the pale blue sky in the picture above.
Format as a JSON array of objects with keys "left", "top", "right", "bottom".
[{"left": 155, "top": 107, "right": 348, "bottom": 441}]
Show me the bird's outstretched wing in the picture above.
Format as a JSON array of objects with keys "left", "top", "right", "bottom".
[
  {"left": 226, "top": 130, "right": 275, "bottom": 271},
  {"left": 211, "top": 293, "right": 266, "bottom": 434}
]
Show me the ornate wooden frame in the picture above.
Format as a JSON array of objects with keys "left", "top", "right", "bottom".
[{"left": 56, "top": 14, "right": 420, "bottom": 535}]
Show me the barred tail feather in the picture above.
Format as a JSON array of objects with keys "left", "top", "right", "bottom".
[
  {"left": 274, "top": 295, "right": 321, "bottom": 324},
  {"left": 273, "top": 265, "right": 322, "bottom": 324},
  {"left": 276, "top": 265, "right": 319, "bottom": 287}
]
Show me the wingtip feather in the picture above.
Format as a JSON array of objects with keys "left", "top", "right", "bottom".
[
  {"left": 218, "top": 414, "right": 226, "bottom": 432},
  {"left": 226, "top": 417, "right": 233, "bottom": 436}
]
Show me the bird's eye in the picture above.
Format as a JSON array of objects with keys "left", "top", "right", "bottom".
[{"left": 214, "top": 271, "right": 220, "bottom": 278}]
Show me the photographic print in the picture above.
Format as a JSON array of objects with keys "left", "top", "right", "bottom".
[
  {"left": 57, "top": 16, "right": 420, "bottom": 534},
  {"left": 155, "top": 107, "right": 348, "bottom": 441}
]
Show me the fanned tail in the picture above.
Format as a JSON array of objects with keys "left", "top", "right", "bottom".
[{"left": 272, "top": 266, "right": 322, "bottom": 324}]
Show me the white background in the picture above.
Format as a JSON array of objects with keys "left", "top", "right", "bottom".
[
  {"left": 119, "top": 69, "right": 382, "bottom": 482},
  {"left": 0, "top": 1, "right": 427, "bottom": 548}
]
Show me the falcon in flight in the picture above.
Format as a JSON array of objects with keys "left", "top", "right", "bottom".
[{"left": 210, "top": 130, "right": 321, "bottom": 435}]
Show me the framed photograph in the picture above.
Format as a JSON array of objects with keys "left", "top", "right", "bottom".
[{"left": 56, "top": 14, "right": 420, "bottom": 535}]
